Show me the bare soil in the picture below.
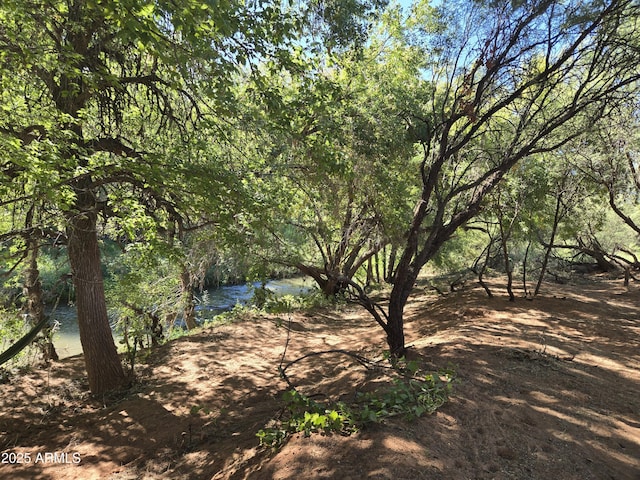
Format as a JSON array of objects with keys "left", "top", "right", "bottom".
[{"left": 1, "top": 277, "right": 639, "bottom": 480}]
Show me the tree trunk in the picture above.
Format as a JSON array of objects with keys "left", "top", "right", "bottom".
[
  {"left": 365, "top": 257, "right": 373, "bottom": 289},
  {"left": 385, "top": 245, "right": 398, "bottom": 284},
  {"left": 295, "top": 263, "right": 345, "bottom": 296},
  {"left": 67, "top": 207, "right": 126, "bottom": 395},
  {"left": 535, "top": 193, "right": 562, "bottom": 296},
  {"left": 504, "top": 258, "right": 515, "bottom": 301},
  {"left": 382, "top": 245, "right": 387, "bottom": 282},
  {"left": 180, "top": 267, "right": 197, "bottom": 330},
  {"left": 24, "top": 243, "right": 45, "bottom": 324},
  {"left": 477, "top": 241, "right": 494, "bottom": 298},
  {"left": 498, "top": 218, "right": 515, "bottom": 302},
  {"left": 23, "top": 236, "right": 58, "bottom": 362},
  {"left": 386, "top": 246, "right": 424, "bottom": 357},
  {"left": 386, "top": 291, "right": 407, "bottom": 357},
  {"left": 522, "top": 241, "right": 531, "bottom": 298},
  {"left": 581, "top": 237, "right": 617, "bottom": 272}
]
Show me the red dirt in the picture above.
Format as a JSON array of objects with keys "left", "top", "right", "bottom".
[{"left": 1, "top": 278, "right": 639, "bottom": 479}]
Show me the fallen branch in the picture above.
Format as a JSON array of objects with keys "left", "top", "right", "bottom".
[{"left": 0, "top": 317, "right": 49, "bottom": 367}]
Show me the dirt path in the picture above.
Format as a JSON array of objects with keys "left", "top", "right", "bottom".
[{"left": 1, "top": 278, "right": 639, "bottom": 479}]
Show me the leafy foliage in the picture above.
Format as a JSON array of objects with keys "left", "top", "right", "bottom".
[
  {"left": 257, "top": 362, "right": 455, "bottom": 449},
  {"left": 0, "top": 0, "right": 300, "bottom": 393},
  {"left": 1, "top": 0, "right": 640, "bottom": 396}
]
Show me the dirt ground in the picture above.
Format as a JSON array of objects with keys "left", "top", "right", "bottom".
[{"left": 1, "top": 277, "right": 639, "bottom": 480}]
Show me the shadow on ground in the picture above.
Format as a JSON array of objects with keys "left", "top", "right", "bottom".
[{"left": 1, "top": 278, "right": 638, "bottom": 479}]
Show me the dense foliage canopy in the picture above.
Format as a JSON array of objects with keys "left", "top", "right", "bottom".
[{"left": 1, "top": 0, "right": 639, "bottom": 391}]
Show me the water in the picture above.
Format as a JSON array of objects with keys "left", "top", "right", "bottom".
[
  {"left": 47, "top": 308, "right": 85, "bottom": 359},
  {"left": 48, "top": 277, "right": 315, "bottom": 359},
  {"left": 193, "top": 276, "right": 315, "bottom": 317}
]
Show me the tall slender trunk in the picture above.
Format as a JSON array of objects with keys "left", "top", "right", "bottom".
[
  {"left": 496, "top": 200, "right": 515, "bottom": 302},
  {"left": 23, "top": 235, "right": 58, "bottom": 362},
  {"left": 180, "top": 267, "right": 197, "bottom": 330},
  {"left": 386, "top": 245, "right": 398, "bottom": 283},
  {"left": 522, "top": 241, "right": 531, "bottom": 298},
  {"left": 535, "top": 193, "right": 562, "bottom": 296},
  {"left": 67, "top": 201, "right": 126, "bottom": 394},
  {"left": 477, "top": 240, "right": 494, "bottom": 298},
  {"left": 24, "top": 244, "right": 45, "bottom": 324},
  {"left": 502, "top": 239, "right": 515, "bottom": 301},
  {"left": 382, "top": 245, "right": 387, "bottom": 282},
  {"left": 365, "top": 257, "right": 373, "bottom": 289}
]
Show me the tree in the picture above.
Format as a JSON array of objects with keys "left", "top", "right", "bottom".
[
  {"left": 0, "top": 0, "right": 294, "bottom": 394},
  {"left": 346, "top": 0, "right": 640, "bottom": 356},
  {"left": 566, "top": 102, "right": 640, "bottom": 273},
  {"left": 579, "top": 109, "right": 640, "bottom": 236},
  {"left": 244, "top": 3, "right": 429, "bottom": 295},
  {"left": 529, "top": 157, "right": 593, "bottom": 294},
  {"left": 494, "top": 179, "right": 524, "bottom": 301}
]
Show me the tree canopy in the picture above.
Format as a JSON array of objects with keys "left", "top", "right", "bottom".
[
  {"left": 1, "top": 0, "right": 640, "bottom": 391},
  {"left": 0, "top": 0, "right": 298, "bottom": 393}
]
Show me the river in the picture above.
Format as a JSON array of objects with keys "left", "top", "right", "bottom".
[{"left": 49, "top": 277, "right": 315, "bottom": 359}]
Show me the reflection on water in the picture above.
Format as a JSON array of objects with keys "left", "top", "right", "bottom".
[
  {"left": 47, "top": 308, "right": 84, "bottom": 359},
  {"left": 49, "top": 277, "right": 315, "bottom": 359}
]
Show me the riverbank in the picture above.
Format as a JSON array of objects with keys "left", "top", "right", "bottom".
[
  {"left": 1, "top": 277, "right": 638, "bottom": 479},
  {"left": 47, "top": 276, "right": 315, "bottom": 359}
]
